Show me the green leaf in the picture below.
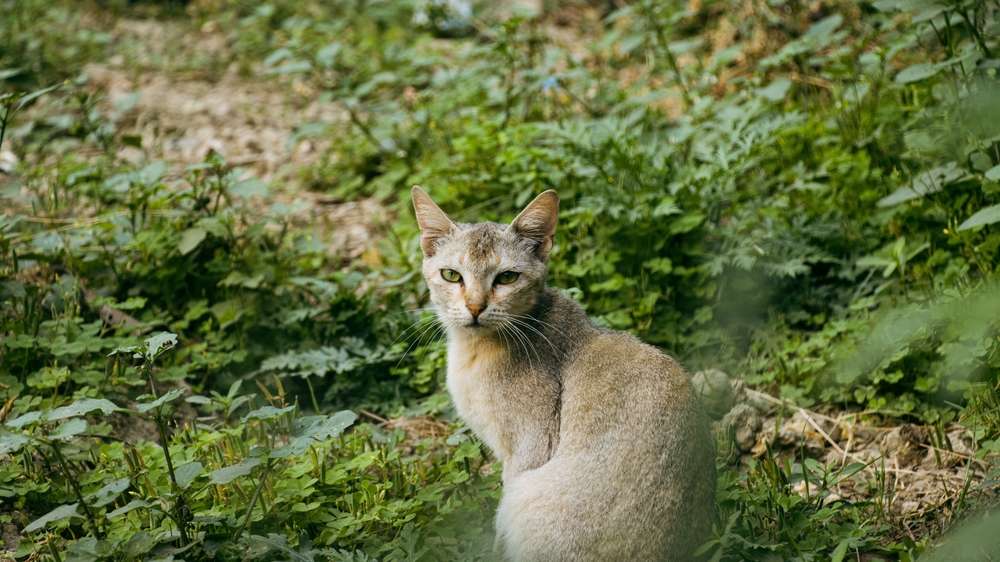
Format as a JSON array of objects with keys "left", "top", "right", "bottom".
[
  {"left": 15, "top": 84, "right": 60, "bottom": 111},
  {"left": 877, "top": 163, "right": 965, "bottom": 207},
  {"left": 124, "top": 532, "right": 157, "bottom": 558},
  {"left": 831, "top": 538, "right": 850, "bottom": 562},
  {"left": 242, "top": 405, "right": 296, "bottom": 423},
  {"left": 5, "top": 411, "right": 42, "bottom": 428},
  {"left": 271, "top": 411, "right": 357, "bottom": 458},
  {"left": 0, "top": 431, "right": 30, "bottom": 454},
  {"left": 177, "top": 227, "right": 207, "bottom": 255},
  {"left": 49, "top": 418, "right": 87, "bottom": 441},
  {"left": 107, "top": 499, "right": 151, "bottom": 519},
  {"left": 985, "top": 165, "right": 1000, "bottom": 181},
  {"left": 229, "top": 177, "right": 269, "bottom": 198},
  {"left": 175, "top": 461, "right": 203, "bottom": 489},
  {"left": 88, "top": 477, "right": 130, "bottom": 507},
  {"left": 144, "top": 332, "right": 178, "bottom": 360},
  {"left": 209, "top": 456, "right": 263, "bottom": 485},
  {"left": 758, "top": 78, "right": 792, "bottom": 102},
  {"left": 958, "top": 204, "right": 1000, "bottom": 231},
  {"left": 23, "top": 503, "right": 80, "bottom": 534},
  {"left": 47, "top": 398, "right": 120, "bottom": 420},
  {"left": 136, "top": 388, "right": 185, "bottom": 413},
  {"left": 895, "top": 63, "right": 941, "bottom": 84}
]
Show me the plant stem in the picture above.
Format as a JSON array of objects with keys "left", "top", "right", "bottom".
[
  {"left": 154, "top": 414, "right": 190, "bottom": 545},
  {"left": 637, "top": 1, "right": 692, "bottom": 109},
  {"left": 232, "top": 459, "right": 272, "bottom": 540},
  {"left": 46, "top": 535, "right": 64, "bottom": 562},
  {"left": 50, "top": 443, "right": 101, "bottom": 538},
  {"left": 305, "top": 377, "right": 321, "bottom": 412}
]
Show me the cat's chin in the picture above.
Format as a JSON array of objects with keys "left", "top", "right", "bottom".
[{"left": 451, "top": 322, "right": 496, "bottom": 337}]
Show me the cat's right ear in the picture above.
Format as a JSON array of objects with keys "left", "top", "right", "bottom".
[{"left": 411, "top": 186, "right": 457, "bottom": 257}]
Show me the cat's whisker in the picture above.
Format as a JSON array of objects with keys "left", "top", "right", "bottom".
[
  {"left": 503, "top": 315, "right": 563, "bottom": 359},
  {"left": 395, "top": 316, "right": 444, "bottom": 367},
  {"left": 506, "top": 312, "right": 570, "bottom": 340},
  {"left": 390, "top": 314, "right": 438, "bottom": 348},
  {"left": 503, "top": 317, "right": 542, "bottom": 372},
  {"left": 494, "top": 312, "right": 562, "bottom": 361}
]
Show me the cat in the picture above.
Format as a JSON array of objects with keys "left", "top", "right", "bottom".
[{"left": 411, "top": 186, "right": 716, "bottom": 561}]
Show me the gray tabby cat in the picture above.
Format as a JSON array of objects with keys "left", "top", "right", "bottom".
[{"left": 411, "top": 186, "right": 715, "bottom": 561}]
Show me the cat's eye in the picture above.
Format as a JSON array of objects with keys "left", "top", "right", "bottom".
[
  {"left": 494, "top": 271, "right": 520, "bottom": 285},
  {"left": 440, "top": 269, "right": 462, "bottom": 283}
]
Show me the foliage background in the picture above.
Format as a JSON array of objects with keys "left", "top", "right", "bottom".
[{"left": 1, "top": 0, "right": 998, "bottom": 560}]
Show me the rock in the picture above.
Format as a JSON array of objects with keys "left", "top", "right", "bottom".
[
  {"left": 691, "top": 369, "right": 736, "bottom": 420},
  {"left": 721, "top": 403, "right": 762, "bottom": 453},
  {"left": 776, "top": 410, "right": 828, "bottom": 451},
  {"left": 880, "top": 424, "right": 928, "bottom": 467}
]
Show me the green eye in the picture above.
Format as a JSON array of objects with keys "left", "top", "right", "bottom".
[
  {"left": 440, "top": 269, "right": 462, "bottom": 283},
  {"left": 494, "top": 271, "right": 520, "bottom": 285}
]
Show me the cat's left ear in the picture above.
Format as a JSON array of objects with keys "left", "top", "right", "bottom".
[
  {"left": 411, "top": 186, "right": 457, "bottom": 257},
  {"left": 510, "top": 190, "right": 559, "bottom": 260}
]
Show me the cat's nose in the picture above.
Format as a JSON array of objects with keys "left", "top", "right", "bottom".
[{"left": 466, "top": 303, "right": 485, "bottom": 319}]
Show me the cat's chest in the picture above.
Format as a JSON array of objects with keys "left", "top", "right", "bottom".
[{"left": 446, "top": 338, "right": 513, "bottom": 458}]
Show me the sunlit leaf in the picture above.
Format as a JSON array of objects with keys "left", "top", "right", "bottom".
[
  {"left": 49, "top": 418, "right": 87, "bottom": 441},
  {"left": 958, "top": 204, "right": 1000, "bottom": 231},
  {"left": 24, "top": 503, "right": 80, "bottom": 534},
  {"left": 177, "top": 227, "right": 207, "bottom": 255},
  {"left": 88, "top": 477, "right": 130, "bottom": 507},
  {"left": 136, "top": 388, "right": 184, "bottom": 413},
  {"left": 209, "top": 456, "right": 263, "bottom": 485},
  {"left": 47, "top": 398, "right": 120, "bottom": 420}
]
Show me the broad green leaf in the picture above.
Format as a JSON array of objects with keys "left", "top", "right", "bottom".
[
  {"left": 895, "top": 63, "right": 940, "bottom": 84},
  {"left": 229, "top": 177, "right": 269, "bottom": 198},
  {"left": 23, "top": 503, "right": 80, "bottom": 534},
  {"left": 107, "top": 499, "right": 151, "bottom": 519},
  {"left": 985, "top": 165, "right": 1000, "bottom": 181},
  {"left": 47, "top": 398, "right": 120, "bottom": 420},
  {"left": 0, "top": 431, "right": 30, "bottom": 454},
  {"left": 88, "top": 477, "right": 130, "bottom": 507},
  {"left": 297, "top": 410, "right": 357, "bottom": 441},
  {"left": 758, "top": 78, "right": 792, "bottom": 102},
  {"left": 175, "top": 461, "right": 203, "bottom": 489},
  {"left": 242, "top": 405, "right": 296, "bottom": 423},
  {"left": 271, "top": 410, "right": 357, "bottom": 458},
  {"left": 5, "top": 411, "right": 42, "bottom": 428},
  {"left": 144, "top": 332, "right": 178, "bottom": 360},
  {"left": 65, "top": 536, "right": 112, "bottom": 562},
  {"left": 136, "top": 388, "right": 184, "bottom": 413},
  {"left": 877, "top": 163, "right": 965, "bottom": 207},
  {"left": 177, "top": 227, "right": 207, "bottom": 255},
  {"left": 958, "top": 204, "right": 1000, "bottom": 231},
  {"left": 123, "top": 532, "right": 157, "bottom": 558},
  {"left": 209, "top": 456, "right": 263, "bottom": 485},
  {"left": 49, "top": 418, "right": 87, "bottom": 441}
]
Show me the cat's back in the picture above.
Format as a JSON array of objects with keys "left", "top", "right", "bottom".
[
  {"left": 561, "top": 330, "right": 707, "bottom": 451},
  {"left": 496, "top": 294, "right": 715, "bottom": 560}
]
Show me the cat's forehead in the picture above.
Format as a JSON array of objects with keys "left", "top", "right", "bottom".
[{"left": 437, "top": 222, "right": 528, "bottom": 269}]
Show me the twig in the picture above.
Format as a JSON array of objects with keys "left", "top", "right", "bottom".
[
  {"left": 917, "top": 442, "right": 989, "bottom": 469},
  {"left": 359, "top": 409, "right": 389, "bottom": 425},
  {"left": 796, "top": 408, "right": 847, "bottom": 457}
]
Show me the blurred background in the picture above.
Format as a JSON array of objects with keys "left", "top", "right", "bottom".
[{"left": 1, "top": 0, "right": 998, "bottom": 560}]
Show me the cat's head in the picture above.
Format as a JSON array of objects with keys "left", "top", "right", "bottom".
[{"left": 411, "top": 186, "right": 558, "bottom": 334}]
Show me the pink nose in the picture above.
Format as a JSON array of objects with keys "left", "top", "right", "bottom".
[{"left": 466, "top": 303, "right": 484, "bottom": 319}]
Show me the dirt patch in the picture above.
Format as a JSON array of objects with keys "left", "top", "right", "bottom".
[
  {"left": 700, "top": 372, "right": 999, "bottom": 528},
  {"left": 76, "top": 17, "right": 387, "bottom": 259}
]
